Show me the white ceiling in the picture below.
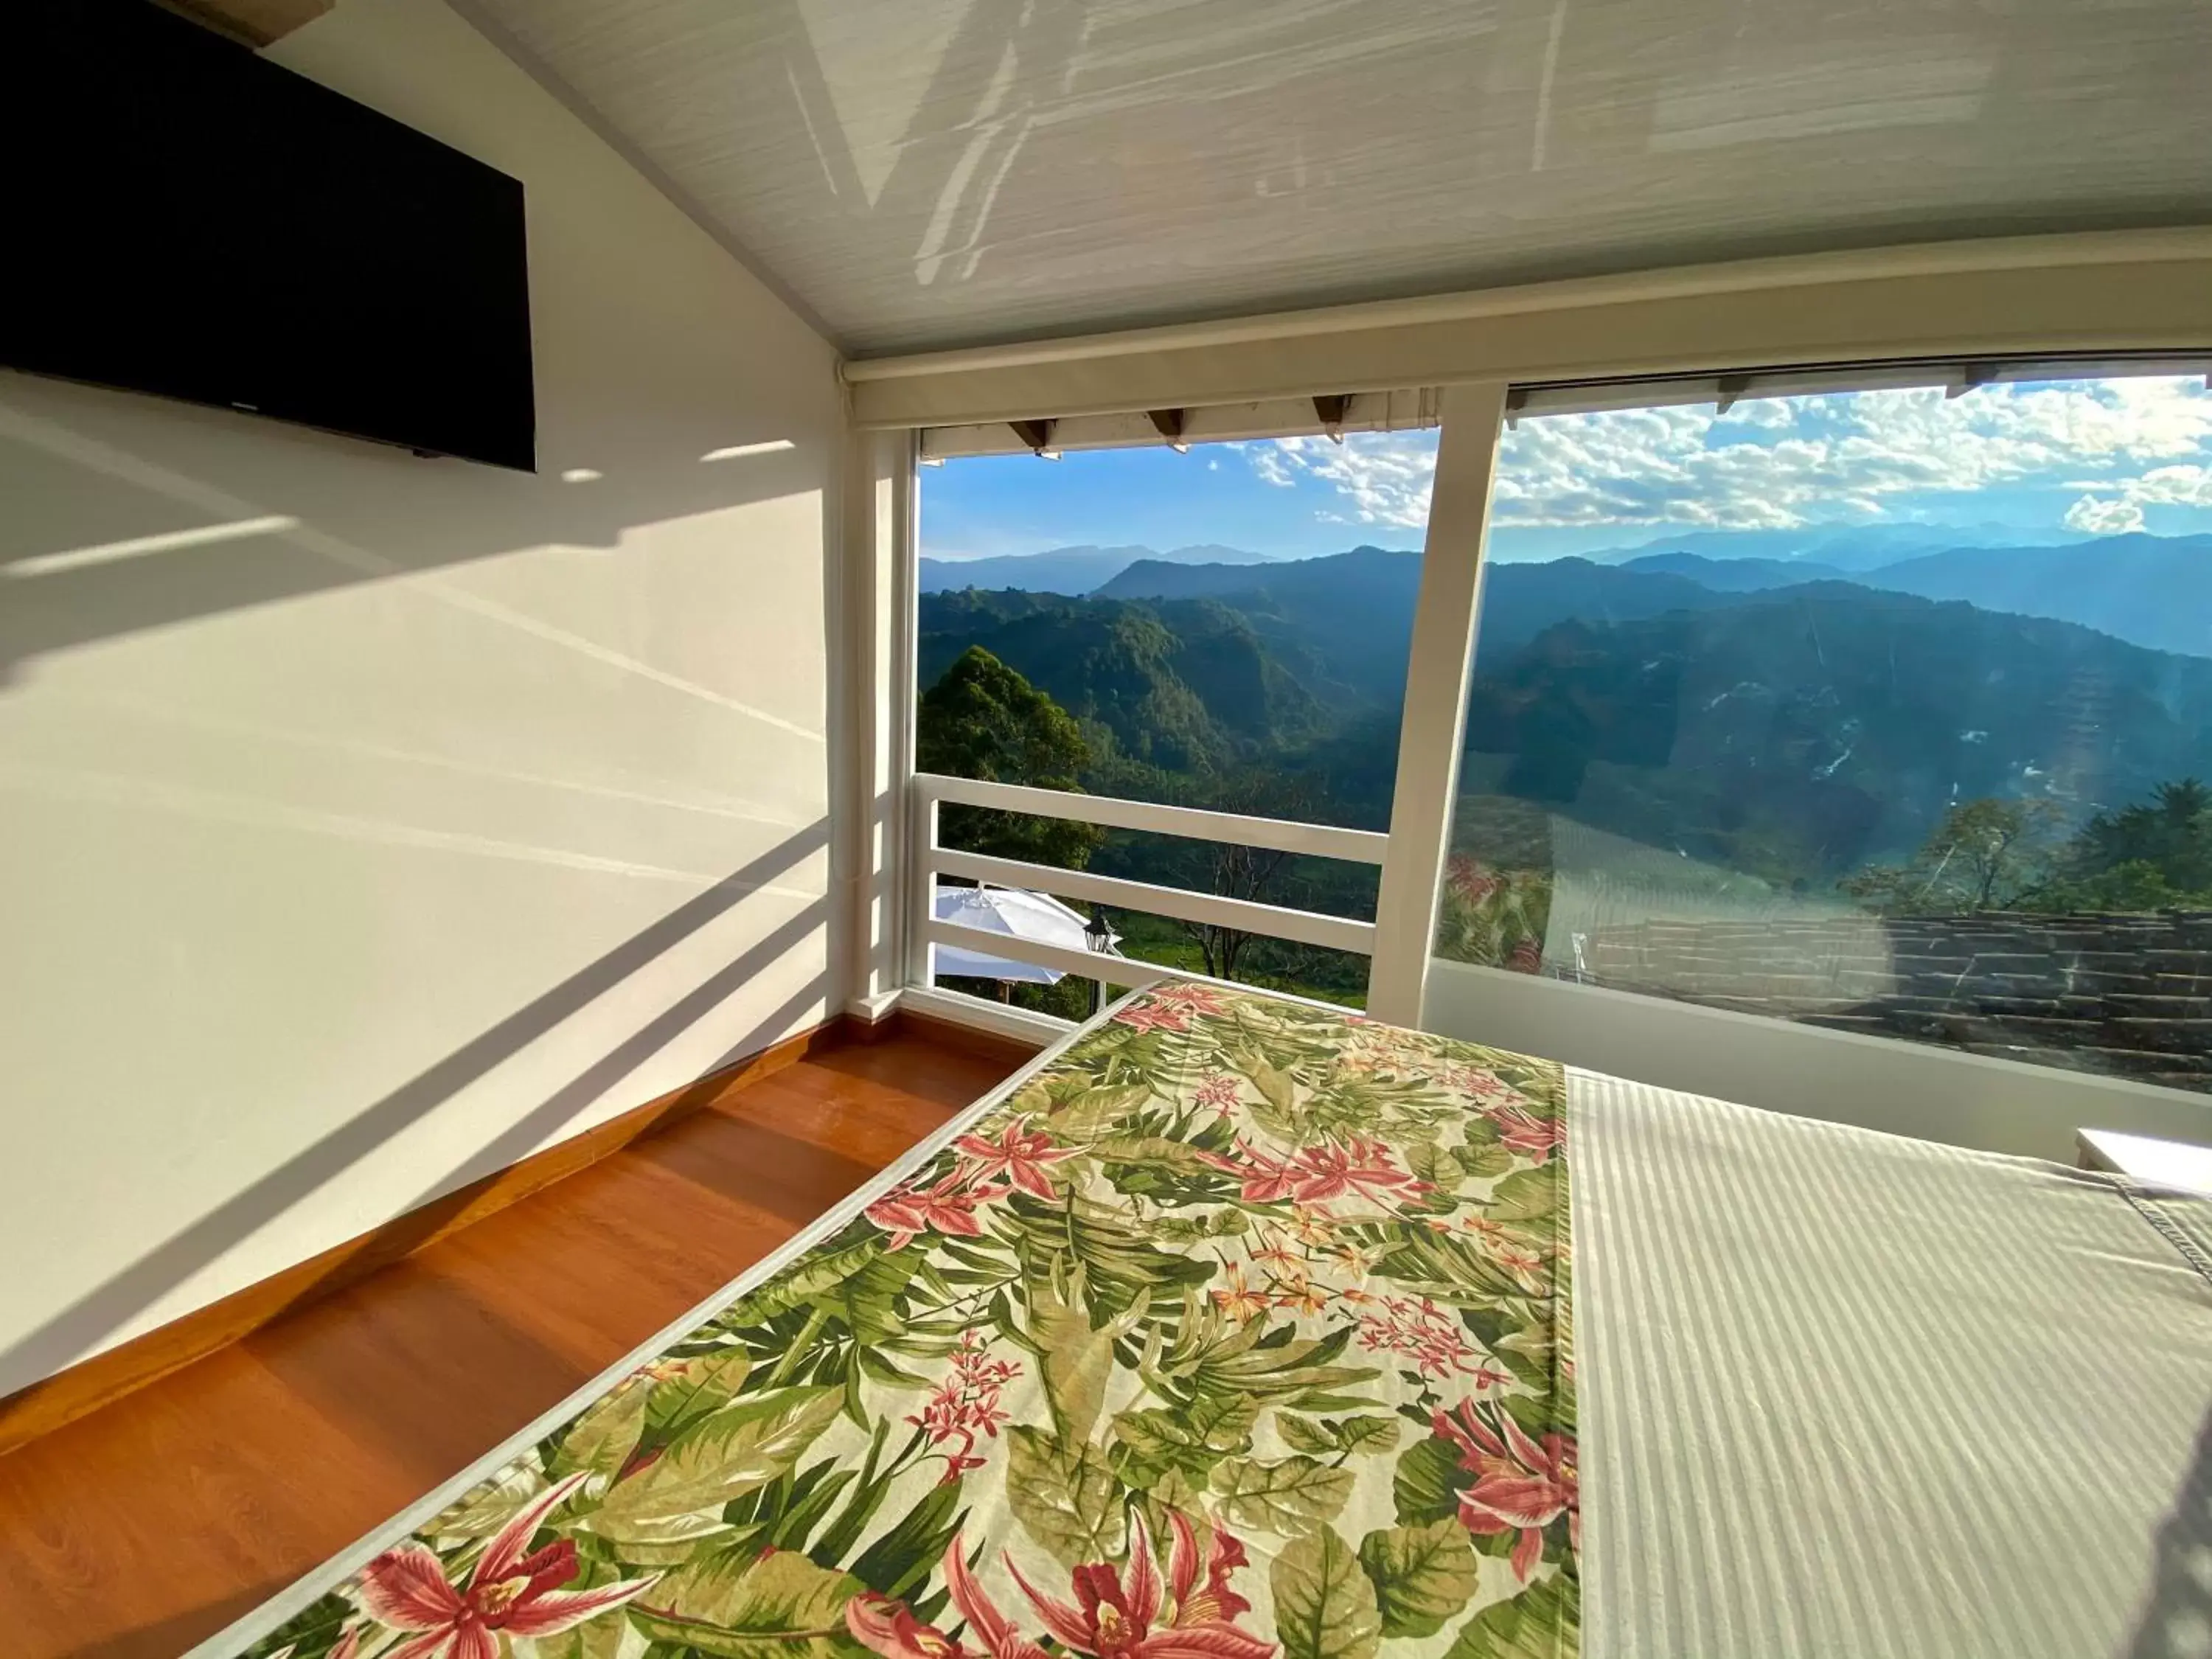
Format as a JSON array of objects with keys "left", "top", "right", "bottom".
[{"left": 465, "top": 0, "right": 2212, "bottom": 357}]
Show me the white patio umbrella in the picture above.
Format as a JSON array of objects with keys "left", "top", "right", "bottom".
[{"left": 932, "top": 882, "right": 1118, "bottom": 982}]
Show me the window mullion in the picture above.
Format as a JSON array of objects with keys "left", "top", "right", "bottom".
[
  {"left": 887, "top": 429, "right": 928, "bottom": 995},
  {"left": 1366, "top": 382, "right": 1508, "bottom": 1026}
]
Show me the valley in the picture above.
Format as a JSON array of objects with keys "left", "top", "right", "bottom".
[{"left": 918, "top": 530, "right": 2212, "bottom": 1057}]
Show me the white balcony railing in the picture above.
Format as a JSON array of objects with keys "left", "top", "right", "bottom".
[{"left": 906, "top": 772, "right": 1385, "bottom": 998}]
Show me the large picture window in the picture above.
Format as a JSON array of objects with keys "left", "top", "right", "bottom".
[
  {"left": 916, "top": 427, "right": 1436, "bottom": 1012},
  {"left": 1433, "top": 372, "right": 2212, "bottom": 1093}
]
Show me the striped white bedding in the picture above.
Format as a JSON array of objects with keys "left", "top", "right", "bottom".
[{"left": 1570, "top": 1068, "right": 2212, "bottom": 1659}]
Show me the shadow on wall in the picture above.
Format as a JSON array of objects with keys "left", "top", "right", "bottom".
[
  {"left": 0, "top": 371, "right": 823, "bottom": 686},
  {"left": 0, "top": 818, "right": 830, "bottom": 1403},
  {"left": 2129, "top": 1399, "right": 2212, "bottom": 1659}
]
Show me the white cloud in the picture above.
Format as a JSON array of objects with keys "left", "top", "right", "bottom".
[
  {"left": 1242, "top": 432, "right": 1440, "bottom": 526},
  {"left": 1248, "top": 446, "right": 1298, "bottom": 489},
  {"left": 2115, "top": 462, "right": 2212, "bottom": 507},
  {"left": 2064, "top": 495, "right": 2144, "bottom": 535},
  {"left": 1504, "top": 379, "right": 2212, "bottom": 529},
  {"left": 1227, "top": 376, "right": 2212, "bottom": 535},
  {"left": 2059, "top": 459, "right": 2212, "bottom": 535},
  {"left": 1469, "top": 377, "right": 2212, "bottom": 531}
]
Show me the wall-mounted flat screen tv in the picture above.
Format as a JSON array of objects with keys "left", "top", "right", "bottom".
[{"left": 2, "top": 0, "right": 535, "bottom": 472}]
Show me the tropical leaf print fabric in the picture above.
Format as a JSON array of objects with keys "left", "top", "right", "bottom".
[{"left": 240, "top": 984, "right": 1577, "bottom": 1659}]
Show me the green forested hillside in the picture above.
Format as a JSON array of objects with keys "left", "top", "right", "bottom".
[
  {"left": 918, "top": 589, "right": 1330, "bottom": 775},
  {"left": 925, "top": 551, "right": 1761, "bottom": 794},
  {"left": 922, "top": 560, "right": 2212, "bottom": 891},
  {"left": 921, "top": 532, "right": 2212, "bottom": 1032},
  {"left": 1457, "top": 583, "right": 2212, "bottom": 881},
  {"left": 1857, "top": 532, "right": 2212, "bottom": 657}
]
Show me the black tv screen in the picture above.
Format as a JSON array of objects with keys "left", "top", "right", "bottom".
[{"left": 2, "top": 0, "right": 535, "bottom": 471}]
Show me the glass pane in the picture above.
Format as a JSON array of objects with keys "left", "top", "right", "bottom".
[
  {"left": 1433, "top": 372, "right": 2212, "bottom": 1094},
  {"left": 917, "top": 431, "right": 1437, "bottom": 830},
  {"left": 919, "top": 428, "right": 1433, "bottom": 1006}
]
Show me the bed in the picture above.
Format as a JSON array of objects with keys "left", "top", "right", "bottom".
[{"left": 194, "top": 983, "right": 2212, "bottom": 1659}]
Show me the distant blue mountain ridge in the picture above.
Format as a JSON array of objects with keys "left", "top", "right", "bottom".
[
  {"left": 922, "top": 527, "right": 2212, "bottom": 658},
  {"left": 1591, "top": 520, "right": 2092, "bottom": 571},
  {"left": 917, "top": 542, "right": 1279, "bottom": 596}
]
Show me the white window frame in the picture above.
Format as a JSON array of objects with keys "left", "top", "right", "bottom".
[
  {"left": 867, "top": 234, "right": 2212, "bottom": 1159},
  {"left": 897, "top": 401, "right": 1441, "bottom": 1025},
  {"left": 1402, "top": 358, "right": 2212, "bottom": 1159},
  {"left": 1366, "top": 383, "right": 1506, "bottom": 1023}
]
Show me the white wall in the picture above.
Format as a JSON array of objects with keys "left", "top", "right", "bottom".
[{"left": 0, "top": 0, "right": 846, "bottom": 1398}]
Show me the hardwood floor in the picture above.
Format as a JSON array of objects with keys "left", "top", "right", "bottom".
[{"left": 0, "top": 1032, "right": 1017, "bottom": 1659}]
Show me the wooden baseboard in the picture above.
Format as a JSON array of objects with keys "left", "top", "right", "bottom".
[
  {"left": 0, "top": 1017, "right": 847, "bottom": 1459},
  {"left": 890, "top": 1006, "right": 1050, "bottom": 1069}
]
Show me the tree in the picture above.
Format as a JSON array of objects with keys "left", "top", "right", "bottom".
[
  {"left": 1840, "top": 797, "right": 2062, "bottom": 914},
  {"left": 2038, "top": 858, "right": 2196, "bottom": 914},
  {"left": 917, "top": 647, "right": 1105, "bottom": 871},
  {"left": 1152, "top": 771, "right": 1324, "bottom": 983},
  {"left": 2062, "top": 777, "right": 2212, "bottom": 894}
]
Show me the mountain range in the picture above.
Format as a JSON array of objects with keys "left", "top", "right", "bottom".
[
  {"left": 917, "top": 542, "right": 1279, "bottom": 596},
  {"left": 922, "top": 524, "right": 2098, "bottom": 599},
  {"left": 1618, "top": 552, "right": 1851, "bottom": 590},
  {"left": 919, "top": 530, "right": 2212, "bottom": 875},
  {"left": 1457, "top": 583, "right": 2212, "bottom": 874},
  {"left": 924, "top": 529, "right": 2212, "bottom": 662},
  {"left": 1851, "top": 533, "right": 2212, "bottom": 658},
  {"left": 1590, "top": 521, "right": 2091, "bottom": 571}
]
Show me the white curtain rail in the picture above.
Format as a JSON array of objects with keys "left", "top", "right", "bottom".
[
  {"left": 915, "top": 773, "right": 1390, "bottom": 866},
  {"left": 920, "top": 389, "right": 1441, "bottom": 459},
  {"left": 846, "top": 231, "right": 2212, "bottom": 430},
  {"left": 847, "top": 231, "right": 2212, "bottom": 386},
  {"left": 1506, "top": 351, "right": 2211, "bottom": 422},
  {"left": 918, "top": 354, "right": 2212, "bottom": 459},
  {"left": 931, "top": 846, "right": 1377, "bottom": 956}
]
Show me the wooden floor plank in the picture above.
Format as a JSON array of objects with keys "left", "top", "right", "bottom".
[{"left": 0, "top": 1032, "right": 1013, "bottom": 1659}]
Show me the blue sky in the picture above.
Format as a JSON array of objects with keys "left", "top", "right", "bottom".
[{"left": 922, "top": 375, "right": 2212, "bottom": 564}]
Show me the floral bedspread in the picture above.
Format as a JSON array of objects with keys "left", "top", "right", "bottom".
[{"left": 240, "top": 984, "right": 1577, "bottom": 1659}]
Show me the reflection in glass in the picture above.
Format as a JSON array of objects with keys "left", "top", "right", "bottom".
[{"left": 1436, "top": 374, "right": 2212, "bottom": 1094}]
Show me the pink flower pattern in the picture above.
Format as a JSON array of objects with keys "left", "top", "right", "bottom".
[
  {"left": 357, "top": 1473, "right": 657, "bottom": 1659},
  {"left": 955, "top": 1116, "right": 1077, "bottom": 1197},
  {"left": 1434, "top": 1399, "right": 1580, "bottom": 1582},
  {"left": 1196, "top": 1137, "right": 1428, "bottom": 1207},
  {"left": 866, "top": 1170, "right": 1008, "bottom": 1251},
  {"left": 1150, "top": 984, "right": 1234, "bottom": 1018},
  {"left": 1116, "top": 1001, "right": 1194, "bottom": 1034},
  {"left": 234, "top": 983, "right": 1573, "bottom": 1659},
  {"left": 1192, "top": 1074, "right": 1242, "bottom": 1112},
  {"left": 1357, "top": 1295, "right": 1510, "bottom": 1384},
  {"left": 1006, "top": 1514, "right": 1273, "bottom": 1659},
  {"left": 1490, "top": 1103, "right": 1566, "bottom": 1162},
  {"left": 866, "top": 1116, "right": 1082, "bottom": 1250},
  {"left": 847, "top": 1537, "right": 1047, "bottom": 1659},
  {"left": 849, "top": 1519, "right": 1270, "bottom": 1659},
  {"left": 908, "top": 1329, "right": 1021, "bottom": 1483}
]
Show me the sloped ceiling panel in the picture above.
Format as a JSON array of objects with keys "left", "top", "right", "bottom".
[{"left": 465, "top": 0, "right": 2212, "bottom": 355}]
